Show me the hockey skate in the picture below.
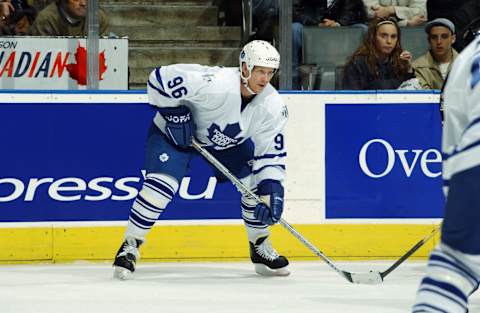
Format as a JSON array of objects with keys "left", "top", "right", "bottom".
[
  {"left": 249, "top": 236, "right": 290, "bottom": 276},
  {"left": 113, "top": 237, "right": 142, "bottom": 280}
]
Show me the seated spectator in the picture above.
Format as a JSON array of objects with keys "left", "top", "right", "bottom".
[
  {"left": 426, "top": 0, "right": 469, "bottom": 22},
  {"left": 29, "top": 0, "right": 108, "bottom": 36},
  {"left": 452, "top": 0, "right": 480, "bottom": 51},
  {"left": 0, "top": 0, "right": 14, "bottom": 19},
  {"left": 413, "top": 18, "right": 458, "bottom": 89},
  {"left": 0, "top": 0, "right": 36, "bottom": 35},
  {"left": 364, "top": 0, "right": 427, "bottom": 27},
  {"left": 292, "top": 0, "right": 367, "bottom": 89},
  {"left": 251, "top": 0, "right": 278, "bottom": 42},
  {"left": 342, "top": 18, "right": 415, "bottom": 90}
]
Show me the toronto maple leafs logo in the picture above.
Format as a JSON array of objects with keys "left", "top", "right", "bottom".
[
  {"left": 159, "top": 153, "right": 169, "bottom": 162},
  {"left": 207, "top": 123, "right": 244, "bottom": 148}
]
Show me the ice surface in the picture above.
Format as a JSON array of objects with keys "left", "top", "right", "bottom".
[{"left": 0, "top": 260, "right": 479, "bottom": 313}]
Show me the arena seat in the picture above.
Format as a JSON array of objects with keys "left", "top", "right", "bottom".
[
  {"left": 400, "top": 26, "right": 429, "bottom": 60},
  {"left": 302, "top": 26, "right": 365, "bottom": 90}
]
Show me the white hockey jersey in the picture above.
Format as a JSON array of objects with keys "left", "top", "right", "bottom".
[
  {"left": 146, "top": 64, "right": 288, "bottom": 185},
  {"left": 442, "top": 37, "right": 480, "bottom": 195}
]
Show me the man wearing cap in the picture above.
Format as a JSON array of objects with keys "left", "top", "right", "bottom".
[{"left": 413, "top": 18, "right": 458, "bottom": 89}]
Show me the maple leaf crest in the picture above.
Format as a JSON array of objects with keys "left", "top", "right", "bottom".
[
  {"left": 66, "top": 43, "right": 107, "bottom": 86},
  {"left": 207, "top": 123, "right": 244, "bottom": 148}
]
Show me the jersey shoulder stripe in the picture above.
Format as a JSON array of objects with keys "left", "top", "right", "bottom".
[
  {"left": 148, "top": 79, "right": 171, "bottom": 99},
  {"left": 148, "top": 67, "right": 172, "bottom": 98},
  {"left": 253, "top": 152, "right": 287, "bottom": 160},
  {"left": 252, "top": 164, "right": 286, "bottom": 175}
]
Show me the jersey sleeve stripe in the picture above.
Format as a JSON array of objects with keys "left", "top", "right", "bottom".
[
  {"left": 443, "top": 145, "right": 480, "bottom": 180},
  {"left": 148, "top": 80, "right": 172, "bottom": 99},
  {"left": 252, "top": 164, "right": 286, "bottom": 175},
  {"left": 155, "top": 67, "right": 167, "bottom": 91},
  {"left": 444, "top": 138, "right": 480, "bottom": 161},
  {"left": 253, "top": 152, "right": 287, "bottom": 160},
  {"left": 462, "top": 116, "right": 480, "bottom": 135},
  {"left": 471, "top": 55, "right": 480, "bottom": 89}
]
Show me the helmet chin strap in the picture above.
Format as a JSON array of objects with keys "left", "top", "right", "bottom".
[
  {"left": 241, "top": 78, "right": 256, "bottom": 95},
  {"left": 240, "top": 69, "right": 256, "bottom": 95}
]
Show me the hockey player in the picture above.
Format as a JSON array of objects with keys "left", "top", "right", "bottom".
[
  {"left": 113, "top": 40, "right": 290, "bottom": 279},
  {"left": 411, "top": 35, "right": 480, "bottom": 311}
]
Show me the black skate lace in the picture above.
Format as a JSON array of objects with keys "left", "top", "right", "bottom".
[{"left": 255, "top": 238, "right": 279, "bottom": 261}]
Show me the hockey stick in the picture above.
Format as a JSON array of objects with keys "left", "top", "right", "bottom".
[
  {"left": 191, "top": 138, "right": 384, "bottom": 284},
  {"left": 379, "top": 225, "right": 440, "bottom": 280}
]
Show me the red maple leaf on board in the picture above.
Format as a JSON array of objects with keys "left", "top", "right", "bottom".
[{"left": 66, "top": 44, "right": 107, "bottom": 85}]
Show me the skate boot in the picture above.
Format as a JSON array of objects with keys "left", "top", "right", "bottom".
[
  {"left": 249, "top": 236, "right": 290, "bottom": 276},
  {"left": 113, "top": 237, "right": 142, "bottom": 280}
]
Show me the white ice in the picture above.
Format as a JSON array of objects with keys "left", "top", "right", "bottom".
[{"left": 1, "top": 260, "right": 479, "bottom": 313}]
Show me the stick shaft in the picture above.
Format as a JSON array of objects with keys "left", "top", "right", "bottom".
[
  {"left": 191, "top": 139, "right": 354, "bottom": 282},
  {"left": 381, "top": 226, "right": 440, "bottom": 279}
]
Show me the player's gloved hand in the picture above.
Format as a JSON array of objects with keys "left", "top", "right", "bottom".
[
  {"left": 158, "top": 105, "right": 195, "bottom": 148},
  {"left": 254, "top": 180, "right": 284, "bottom": 225}
]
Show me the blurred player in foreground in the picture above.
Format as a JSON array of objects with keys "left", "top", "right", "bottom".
[
  {"left": 113, "top": 40, "right": 290, "bottom": 279},
  {"left": 412, "top": 32, "right": 480, "bottom": 312}
]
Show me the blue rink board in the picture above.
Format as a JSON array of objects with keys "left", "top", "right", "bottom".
[
  {"left": 0, "top": 103, "right": 241, "bottom": 222},
  {"left": 325, "top": 102, "right": 445, "bottom": 218},
  {"left": 0, "top": 99, "right": 446, "bottom": 222}
]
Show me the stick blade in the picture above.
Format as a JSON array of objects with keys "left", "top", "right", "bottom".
[{"left": 350, "top": 271, "right": 383, "bottom": 285}]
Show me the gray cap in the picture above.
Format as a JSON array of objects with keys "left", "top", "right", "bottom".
[{"left": 425, "top": 18, "right": 455, "bottom": 34}]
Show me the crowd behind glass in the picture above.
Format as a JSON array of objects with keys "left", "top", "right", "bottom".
[{"left": 0, "top": 0, "right": 479, "bottom": 90}]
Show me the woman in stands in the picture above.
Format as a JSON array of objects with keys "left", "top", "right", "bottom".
[{"left": 342, "top": 17, "right": 415, "bottom": 89}]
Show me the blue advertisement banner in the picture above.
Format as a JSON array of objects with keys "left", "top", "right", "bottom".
[
  {"left": 0, "top": 102, "right": 240, "bottom": 222},
  {"left": 325, "top": 103, "right": 445, "bottom": 218}
]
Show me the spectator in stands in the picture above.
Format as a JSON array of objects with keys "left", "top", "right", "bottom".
[
  {"left": 342, "top": 18, "right": 415, "bottom": 89},
  {"left": 30, "top": 0, "right": 50, "bottom": 11},
  {"left": 364, "top": 0, "right": 427, "bottom": 27},
  {"left": 0, "top": 0, "right": 36, "bottom": 35},
  {"left": 0, "top": 0, "right": 14, "bottom": 19},
  {"left": 452, "top": 0, "right": 480, "bottom": 51},
  {"left": 413, "top": 18, "right": 458, "bottom": 89},
  {"left": 251, "top": 0, "right": 278, "bottom": 42},
  {"left": 292, "top": 0, "right": 367, "bottom": 89},
  {"left": 29, "top": 0, "right": 109, "bottom": 36},
  {"left": 426, "top": 0, "right": 469, "bottom": 22}
]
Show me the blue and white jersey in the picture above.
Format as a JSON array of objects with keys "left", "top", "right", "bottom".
[
  {"left": 442, "top": 37, "right": 480, "bottom": 195},
  {"left": 147, "top": 64, "right": 288, "bottom": 185}
]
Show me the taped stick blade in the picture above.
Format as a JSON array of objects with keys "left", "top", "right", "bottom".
[{"left": 350, "top": 271, "right": 383, "bottom": 285}]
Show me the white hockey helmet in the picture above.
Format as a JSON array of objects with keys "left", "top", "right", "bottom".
[{"left": 239, "top": 40, "right": 280, "bottom": 76}]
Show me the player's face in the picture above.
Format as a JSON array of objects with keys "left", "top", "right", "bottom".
[
  {"left": 66, "top": 0, "right": 87, "bottom": 18},
  {"left": 374, "top": 24, "right": 398, "bottom": 58},
  {"left": 428, "top": 26, "right": 455, "bottom": 60},
  {"left": 248, "top": 66, "right": 275, "bottom": 93}
]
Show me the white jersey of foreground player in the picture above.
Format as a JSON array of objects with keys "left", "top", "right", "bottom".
[
  {"left": 412, "top": 37, "right": 480, "bottom": 313},
  {"left": 147, "top": 64, "right": 288, "bottom": 185},
  {"left": 442, "top": 36, "right": 480, "bottom": 193}
]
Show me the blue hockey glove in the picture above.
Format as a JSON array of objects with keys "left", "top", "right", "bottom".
[
  {"left": 254, "top": 180, "right": 284, "bottom": 225},
  {"left": 158, "top": 106, "right": 195, "bottom": 148}
]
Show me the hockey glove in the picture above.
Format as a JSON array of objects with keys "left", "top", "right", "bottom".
[
  {"left": 158, "top": 106, "right": 195, "bottom": 148},
  {"left": 254, "top": 180, "right": 284, "bottom": 225}
]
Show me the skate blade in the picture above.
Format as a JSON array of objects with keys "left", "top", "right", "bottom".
[
  {"left": 254, "top": 264, "right": 290, "bottom": 277},
  {"left": 113, "top": 266, "right": 133, "bottom": 280}
]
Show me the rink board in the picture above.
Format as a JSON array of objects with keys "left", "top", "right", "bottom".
[
  {"left": 0, "top": 91, "right": 443, "bottom": 262},
  {"left": 0, "top": 224, "right": 440, "bottom": 262}
]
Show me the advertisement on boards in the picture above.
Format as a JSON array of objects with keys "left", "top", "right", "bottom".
[
  {"left": 0, "top": 102, "right": 240, "bottom": 222},
  {"left": 325, "top": 102, "right": 444, "bottom": 219},
  {"left": 0, "top": 38, "right": 128, "bottom": 90}
]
